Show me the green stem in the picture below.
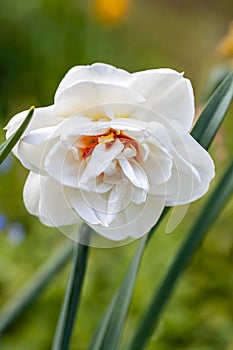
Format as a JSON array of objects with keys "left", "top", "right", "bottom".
[
  {"left": 127, "top": 160, "right": 233, "bottom": 350},
  {"left": 88, "top": 207, "right": 170, "bottom": 350},
  {"left": 52, "top": 225, "right": 91, "bottom": 350},
  {"left": 0, "top": 241, "right": 73, "bottom": 335}
]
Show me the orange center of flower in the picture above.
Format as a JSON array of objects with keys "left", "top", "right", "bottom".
[{"left": 76, "top": 128, "right": 138, "bottom": 159}]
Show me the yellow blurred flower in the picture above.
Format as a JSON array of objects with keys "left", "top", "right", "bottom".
[
  {"left": 93, "top": 0, "right": 131, "bottom": 24},
  {"left": 217, "top": 21, "right": 233, "bottom": 59}
]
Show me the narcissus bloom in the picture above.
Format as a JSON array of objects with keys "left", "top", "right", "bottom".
[{"left": 6, "top": 63, "right": 214, "bottom": 242}]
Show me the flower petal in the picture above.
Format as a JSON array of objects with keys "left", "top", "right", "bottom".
[
  {"left": 118, "top": 156, "right": 149, "bottom": 191},
  {"left": 44, "top": 142, "right": 79, "bottom": 187},
  {"left": 5, "top": 105, "right": 62, "bottom": 139},
  {"left": 152, "top": 133, "right": 215, "bottom": 206},
  {"left": 55, "top": 82, "right": 145, "bottom": 117},
  {"left": 106, "top": 179, "right": 131, "bottom": 224},
  {"left": 38, "top": 177, "right": 79, "bottom": 226},
  {"left": 89, "top": 194, "right": 165, "bottom": 241},
  {"left": 55, "top": 63, "right": 134, "bottom": 100},
  {"left": 169, "top": 132, "right": 215, "bottom": 203},
  {"left": 143, "top": 143, "right": 173, "bottom": 187},
  {"left": 17, "top": 138, "right": 57, "bottom": 174},
  {"left": 131, "top": 69, "right": 194, "bottom": 131},
  {"left": 68, "top": 188, "right": 103, "bottom": 226},
  {"left": 23, "top": 172, "right": 45, "bottom": 215},
  {"left": 79, "top": 140, "right": 124, "bottom": 187}
]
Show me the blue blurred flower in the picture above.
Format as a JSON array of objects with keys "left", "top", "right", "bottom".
[
  {"left": 8, "top": 222, "right": 26, "bottom": 245},
  {"left": 0, "top": 214, "right": 7, "bottom": 231}
]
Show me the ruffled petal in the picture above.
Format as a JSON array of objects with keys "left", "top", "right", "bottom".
[
  {"left": 131, "top": 68, "right": 194, "bottom": 131},
  {"left": 44, "top": 142, "right": 79, "bottom": 187},
  {"left": 79, "top": 140, "right": 124, "bottom": 187},
  {"left": 68, "top": 188, "right": 103, "bottom": 226},
  {"left": 90, "top": 194, "right": 165, "bottom": 241},
  {"left": 54, "top": 82, "right": 145, "bottom": 117},
  {"left": 55, "top": 63, "right": 134, "bottom": 100},
  {"left": 5, "top": 105, "right": 62, "bottom": 139},
  {"left": 168, "top": 132, "right": 215, "bottom": 203},
  {"left": 117, "top": 156, "right": 149, "bottom": 191},
  {"left": 17, "top": 138, "right": 57, "bottom": 174},
  {"left": 23, "top": 172, "right": 45, "bottom": 215},
  {"left": 143, "top": 143, "right": 173, "bottom": 188},
  {"left": 151, "top": 133, "right": 215, "bottom": 205},
  {"left": 38, "top": 177, "right": 79, "bottom": 226}
]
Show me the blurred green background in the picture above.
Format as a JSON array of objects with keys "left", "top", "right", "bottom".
[{"left": 0, "top": 0, "right": 232, "bottom": 349}]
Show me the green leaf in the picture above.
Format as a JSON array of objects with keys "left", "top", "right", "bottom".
[
  {"left": 52, "top": 225, "right": 91, "bottom": 350},
  {"left": 88, "top": 208, "right": 170, "bottom": 350},
  {"left": 0, "top": 241, "right": 73, "bottom": 335},
  {"left": 127, "top": 160, "right": 233, "bottom": 350},
  {"left": 88, "top": 235, "right": 147, "bottom": 350},
  {"left": 0, "top": 106, "right": 34, "bottom": 165},
  {"left": 89, "top": 73, "right": 233, "bottom": 350},
  {"left": 191, "top": 71, "right": 233, "bottom": 150}
]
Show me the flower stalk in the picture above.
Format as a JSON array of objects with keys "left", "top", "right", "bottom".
[{"left": 52, "top": 225, "right": 91, "bottom": 350}]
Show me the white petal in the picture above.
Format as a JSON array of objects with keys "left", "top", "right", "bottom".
[
  {"left": 168, "top": 132, "right": 215, "bottom": 203},
  {"left": 142, "top": 143, "right": 173, "bottom": 187},
  {"left": 39, "top": 177, "right": 79, "bottom": 226},
  {"left": 130, "top": 105, "right": 188, "bottom": 143},
  {"left": 152, "top": 134, "right": 214, "bottom": 206},
  {"left": 131, "top": 69, "right": 194, "bottom": 131},
  {"left": 107, "top": 179, "right": 130, "bottom": 224},
  {"left": 103, "top": 159, "right": 117, "bottom": 175},
  {"left": 22, "top": 115, "right": 92, "bottom": 146},
  {"left": 54, "top": 82, "right": 145, "bottom": 117},
  {"left": 23, "top": 172, "right": 45, "bottom": 215},
  {"left": 68, "top": 189, "right": 102, "bottom": 225},
  {"left": 77, "top": 189, "right": 113, "bottom": 227},
  {"left": 57, "top": 117, "right": 147, "bottom": 141},
  {"left": 5, "top": 105, "right": 62, "bottom": 139},
  {"left": 118, "top": 157, "right": 149, "bottom": 191},
  {"left": 123, "top": 146, "right": 137, "bottom": 158},
  {"left": 131, "top": 187, "right": 147, "bottom": 204},
  {"left": 55, "top": 63, "right": 134, "bottom": 100},
  {"left": 152, "top": 170, "right": 197, "bottom": 206},
  {"left": 17, "top": 139, "right": 56, "bottom": 174},
  {"left": 22, "top": 126, "right": 58, "bottom": 145},
  {"left": 5, "top": 106, "right": 62, "bottom": 163},
  {"left": 138, "top": 143, "right": 150, "bottom": 161},
  {"left": 79, "top": 175, "right": 114, "bottom": 193},
  {"left": 45, "top": 142, "right": 80, "bottom": 188},
  {"left": 79, "top": 140, "right": 124, "bottom": 185},
  {"left": 90, "top": 194, "right": 165, "bottom": 241},
  {"left": 103, "top": 172, "right": 122, "bottom": 185}
]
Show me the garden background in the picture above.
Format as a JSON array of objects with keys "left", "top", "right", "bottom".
[{"left": 0, "top": 1, "right": 232, "bottom": 349}]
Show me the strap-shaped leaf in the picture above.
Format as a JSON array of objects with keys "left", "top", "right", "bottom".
[
  {"left": 88, "top": 235, "right": 147, "bottom": 350},
  {"left": 0, "top": 241, "right": 73, "bottom": 335},
  {"left": 52, "top": 225, "right": 90, "bottom": 350},
  {"left": 0, "top": 106, "right": 34, "bottom": 165},
  {"left": 127, "top": 160, "right": 233, "bottom": 350},
  {"left": 191, "top": 71, "right": 233, "bottom": 150},
  {"left": 88, "top": 73, "right": 233, "bottom": 350},
  {"left": 88, "top": 208, "right": 170, "bottom": 350}
]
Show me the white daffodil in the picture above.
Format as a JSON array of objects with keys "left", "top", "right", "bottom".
[{"left": 5, "top": 63, "right": 215, "bottom": 242}]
